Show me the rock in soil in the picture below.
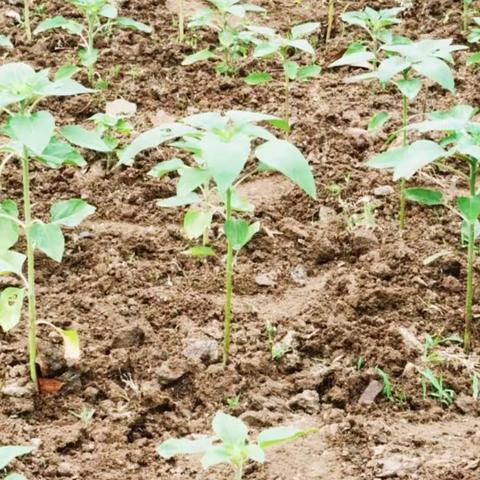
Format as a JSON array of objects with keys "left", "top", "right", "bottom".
[
  {"left": 358, "top": 380, "right": 383, "bottom": 405},
  {"left": 183, "top": 339, "right": 219, "bottom": 365},
  {"left": 288, "top": 390, "right": 320, "bottom": 414},
  {"left": 111, "top": 326, "right": 145, "bottom": 349}
]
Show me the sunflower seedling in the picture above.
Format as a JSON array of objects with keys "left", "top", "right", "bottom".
[
  {"left": 34, "top": 0, "right": 152, "bottom": 85},
  {"left": 245, "top": 23, "right": 321, "bottom": 122},
  {"left": 0, "top": 445, "right": 34, "bottom": 480},
  {"left": 466, "top": 17, "right": 480, "bottom": 64},
  {"left": 420, "top": 368, "right": 455, "bottom": 406},
  {"left": 157, "top": 411, "right": 314, "bottom": 480},
  {"left": 118, "top": 110, "right": 316, "bottom": 364},
  {"left": 0, "top": 63, "right": 96, "bottom": 386},
  {"left": 185, "top": 0, "right": 265, "bottom": 74}
]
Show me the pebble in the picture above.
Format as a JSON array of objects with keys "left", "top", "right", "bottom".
[
  {"left": 255, "top": 271, "right": 278, "bottom": 287},
  {"left": 288, "top": 390, "right": 320, "bottom": 414},
  {"left": 183, "top": 339, "right": 219, "bottom": 365},
  {"left": 358, "top": 379, "right": 383, "bottom": 405},
  {"left": 374, "top": 185, "right": 395, "bottom": 197},
  {"left": 111, "top": 326, "right": 145, "bottom": 349}
]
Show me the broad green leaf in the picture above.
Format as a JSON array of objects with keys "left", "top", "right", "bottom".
[
  {"left": 61, "top": 125, "right": 111, "bottom": 152},
  {"left": 184, "top": 112, "right": 226, "bottom": 130},
  {"left": 253, "top": 42, "right": 280, "bottom": 57},
  {"left": 10, "top": 112, "right": 55, "bottom": 155},
  {"left": 0, "top": 250, "right": 26, "bottom": 276},
  {"left": 467, "top": 52, "right": 480, "bottom": 65},
  {"left": 224, "top": 219, "right": 259, "bottom": 250},
  {"left": 201, "top": 446, "right": 232, "bottom": 469},
  {"left": 54, "top": 64, "right": 79, "bottom": 80},
  {"left": 0, "top": 287, "right": 25, "bottom": 332},
  {"left": 38, "top": 138, "right": 86, "bottom": 168},
  {"left": 212, "top": 412, "right": 248, "bottom": 445},
  {"left": 182, "top": 246, "right": 215, "bottom": 257},
  {"left": 99, "top": 3, "right": 117, "bottom": 18},
  {"left": 285, "top": 39, "right": 315, "bottom": 55},
  {"left": 0, "top": 446, "right": 34, "bottom": 470},
  {"left": 182, "top": 49, "right": 215, "bottom": 65},
  {"left": 34, "top": 16, "right": 83, "bottom": 35},
  {"left": 245, "top": 444, "right": 265, "bottom": 463},
  {"left": 157, "top": 437, "right": 213, "bottom": 459},
  {"left": 40, "top": 77, "right": 93, "bottom": 96},
  {"left": 0, "top": 200, "right": 19, "bottom": 251},
  {"left": 0, "top": 35, "right": 13, "bottom": 48},
  {"left": 219, "top": 30, "right": 234, "bottom": 47},
  {"left": 226, "top": 111, "right": 278, "bottom": 125},
  {"left": 457, "top": 196, "right": 480, "bottom": 223},
  {"left": 284, "top": 60, "right": 299, "bottom": 80},
  {"left": 30, "top": 222, "right": 64, "bottom": 262},
  {"left": 244, "top": 71, "right": 272, "bottom": 85},
  {"left": 395, "top": 78, "right": 422, "bottom": 100},
  {"left": 157, "top": 192, "right": 200, "bottom": 207},
  {"left": 255, "top": 140, "right": 316, "bottom": 199},
  {"left": 177, "top": 167, "right": 211, "bottom": 196},
  {"left": 200, "top": 132, "right": 251, "bottom": 193},
  {"left": 329, "top": 50, "right": 376, "bottom": 68},
  {"left": 51, "top": 199, "right": 96, "bottom": 227},
  {"left": 377, "top": 56, "right": 411, "bottom": 83},
  {"left": 368, "top": 111, "right": 391, "bottom": 132},
  {"left": 183, "top": 209, "right": 212, "bottom": 239},
  {"left": 115, "top": 17, "right": 153, "bottom": 33},
  {"left": 258, "top": 426, "right": 308, "bottom": 449},
  {"left": 5, "top": 473, "right": 27, "bottom": 480},
  {"left": 78, "top": 47, "right": 98, "bottom": 68},
  {"left": 148, "top": 158, "right": 184, "bottom": 178},
  {"left": 59, "top": 329, "right": 81, "bottom": 362},
  {"left": 392, "top": 141, "right": 446, "bottom": 180},
  {"left": 297, "top": 64, "right": 321, "bottom": 80},
  {"left": 413, "top": 57, "right": 454, "bottom": 92},
  {"left": 291, "top": 22, "right": 320, "bottom": 39},
  {"left": 405, "top": 188, "right": 444, "bottom": 206}
]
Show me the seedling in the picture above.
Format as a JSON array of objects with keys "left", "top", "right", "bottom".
[
  {"left": 245, "top": 23, "right": 321, "bottom": 122},
  {"left": 375, "top": 367, "right": 393, "bottom": 400},
  {"left": 118, "top": 110, "right": 316, "bottom": 364},
  {"left": 340, "top": 6, "right": 405, "bottom": 51},
  {"left": 34, "top": 0, "right": 152, "bottom": 85},
  {"left": 0, "top": 63, "right": 97, "bottom": 386},
  {"left": 226, "top": 394, "right": 241, "bottom": 408},
  {"left": 0, "top": 36, "right": 13, "bottom": 49},
  {"left": 157, "top": 411, "right": 314, "bottom": 480},
  {"left": 185, "top": 0, "right": 265, "bottom": 74},
  {"left": 472, "top": 373, "right": 479, "bottom": 400},
  {"left": 420, "top": 368, "right": 455, "bottom": 406},
  {"left": 335, "top": 38, "right": 465, "bottom": 229},
  {"left": 422, "top": 333, "right": 463, "bottom": 363},
  {"left": 70, "top": 405, "right": 95, "bottom": 427},
  {"left": 266, "top": 321, "right": 293, "bottom": 360},
  {"left": 466, "top": 17, "right": 480, "bottom": 65},
  {"left": 0, "top": 445, "right": 34, "bottom": 480}
]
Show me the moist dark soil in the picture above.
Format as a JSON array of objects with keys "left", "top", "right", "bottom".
[{"left": 1, "top": 0, "right": 480, "bottom": 479}]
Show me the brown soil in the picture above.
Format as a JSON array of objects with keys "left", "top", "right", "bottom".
[{"left": 1, "top": 0, "right": 480, "bottom": 479}]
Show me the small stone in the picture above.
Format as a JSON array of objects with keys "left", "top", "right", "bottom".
[
  {"left": 377, "top": 454, "right": 423, "bottom": 478},
  {"left": 183, "top": 339, "right": 219, "bottom": 365},
  {"left": 455, "top": 393, "right": 480, "bottom": 415},
  {"left": 291, "top": 264, "right": 308, "bottom": 286},
  {"left": 5, "top": 10, "right": 21, "bottom": 22},
  {"left": 358, "top": 379, "right": 383, "bottom": 405},
  {"left": 351, "top": 227, "right": 378, "bottom": 255},
  {"left": 255, "top": 271, "right": 277, "bottom": 287},
  {"left": 397, "top": 327, "right": 423, "bottom": 353},
  {"left": 58, "top": 462, "right": 75, "bottom": 476},
  {"left": 156, "top": 362, "right": 188, "bottom": 386},
  {"left": 111, "top": 326, "right": 145, "bottom": 349},
  {"left": 83, "top": 386, "right": 99, "bottom": 401},
  {"left": 288, "top": 390, "right": 319, "bottom": 414},
  {"left": 374, "top": 185, "right": 395, "bottom": 197},
  {"left": 106, "top": 98, "right": 137, "bottom": 117},
  {"left": 1, "top": 381, "right": 35, "bottom": 398}
]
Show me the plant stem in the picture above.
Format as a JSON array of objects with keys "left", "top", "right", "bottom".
[
  {"left": 223, "top": 187, "right": 234, "bottom": 365},
  {"left": 464, "top": 0, "right": 469, "bottom": 32},
  {"left": 24, "top": 0, "right": 32, "bottom": 42},
  {"left": 326, "top": 0, "right": 335, "bottom": 43},
  {"left": 21, "top": 149, "right": 38, "bottom": 387},
  {"left": 234, "top": 463, "right": 244, "bottom": 480},
  {"left": 284, "top": 69, "right": 290, "bottom": 124},
  {"left": 399, "top": 92, "right": 409, "bottom": 230},
  {"left": 179, "top": 0, "right": 185, "bottom": 42},
  {"left": 465, "top": 162, "right": 477, "bottom": 353},
  {"left": 87, "top": 15, "right": 95, "bottom": 86}
]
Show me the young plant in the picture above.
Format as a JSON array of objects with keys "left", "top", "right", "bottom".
[
  {"left": 185, "top": 0, "right": 265, "bottom": 74},
  {"left": 420, "top": 368, "right": 455, "bottom": 406},
  {"left": 70, "top": 405, "right": 95, "bottom": 427},
  {"left": 0, "top": 63, "right": 97, "bottom": 386},
  {"left": 34, "top": 0, "right": 152, "bottom": 85},
  {"left": 422, "top": 333, "right": 463, "bottom": 363},
  {"left": 333, "top": 38, "right": 464, "bottom": 229},
  {"left": 265, "top": 321, "right": 293, "bottom": 360},
  {"left": 375, "top": 367, "right": 393, "bottom": 400},
  {"left": 245, "top": 23, "right": 321, "bottom": 122},
  {"left": 466, "top": 17, "right": 480, "bottom": 65},
  {"left": 157, "top": 411, "right": 313, "bottom": 480},
  {"left": 341, "top": 6, "right": 405, "bottom": 51},
  {"left": 0, "top": 445, "right": 34, "bottom": 480},
  {"left": 118, "top": 110, "right": 316, "bottom": 364}
]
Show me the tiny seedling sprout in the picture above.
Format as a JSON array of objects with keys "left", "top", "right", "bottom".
[{"left": 420, "top": 368, "right": 455, "bottom": 406}]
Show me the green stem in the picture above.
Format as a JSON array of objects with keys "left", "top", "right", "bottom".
[
  {"left": 399, "top": 92, "right": 409, "bottom": 230},
  {"left": 234, "top": 462, "right": 244, "bottom": 480},
  {"left": 22, "top": 149, "right": 38, "bottom": 387},
  {"left": 87, "top": 16, "right": 95, "bottom": 86},
  {"left": 284, "top": 69, "right": 290, "bottom": 124},
  {"left": 464, "top": 0, "right": 469, "bottom": 32},
  {"left": 179, "top": 0, "right": 185, "bottom": 42},
  {"left": 24, "top": 0, "right": 32, "bottom": 41},
  {"left": 223, "top": 188, "right": 234, "bottom": 365},
  {"left": 326, "top": 0, "right": 335, "bottom": 43}
]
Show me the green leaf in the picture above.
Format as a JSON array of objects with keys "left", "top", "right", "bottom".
[
  {"left": 258, "top": 426, "right": 309, "bottom": 449},
  {"left": 38, "top": 138, "right": 86, "bottom": 168},
  {"left": 297, "top": 64, "right": 321, "bottom": 80},
  {"left": 219, "top": 30, "right": 234, "bottom": 47},
  {"left": 61, "top": 125, "right": 111, "bottom": 152},
  {"left": 413, "top": 57, "right": 454, "bottom": 92},
  {"left": 0, "top": 35, "right": 13, "bottom": 48},
  {"left": 212, "top": 412, "right": 249, "bottom": 445},
  {"left": 51, "top": 199, "right": 96, "bottom": 227},
  {"left": 284, "top": 60, "right": 299, "bottom": 80},
  {"left": 253, "top": 42, "right": 280, "bottom": 58},
  {"left": 329, "top": 50, "right": 376, "bottom": 68},
  {"left": 457, "top": 195, "right": 480, "bottom": 223},
  {"left": 255, "top": 140, "right": 316, "bottom": 199},
  {"left": 182, "top": 49, "right": 215, "bottom": 65},
  {"left": 395, "top": 78, "right": 422, "bottom": 100},
  {"left": 182, "top": 246, "right": 215, "bottom": 257},
  {"left": 5, "top": 473, "right": 27, "bottom": 480},
  {"left": 183, "top": 209, "right": 213, "bottom": 240},
  {"left": 157, "top": 437, "right": 213, "bottom": 459},
  {"left": 78, "top": 47, "right": 98, "bottom": 68},
  {"left": 0, "top": 446, "right": 34, "bottom": 470},
  {"left": 99, "top": 3, "right": 117, "bottom": 18},
  {"left": 177, "top": 167, "right": 211, "bottom": 196},
  {"left": 157, "top": 192, "right": 200, "bottom": 207},
  {"left": 377, "top": 56, "right": 411, "bottom": 83},
  {"left": 115, "top": 17, "right": 153, "bottom": 33},
  {"left": 244, "top": 71, "right": 272, "bottom": 85},
  {"left": 285, "top": 39, "right": 315, "bottom": 55},
  {"left": 200, "top": 133, "right": 251, "bottom": 193},
  {"left": 54, "top": 65, "right": 80, "bottom": 81},
  {"left": 148, "top": 158, "right": 184, "bottom": 178},
  {"left": 201, "top": 446, "right": 232, "bottom": 469},
  {"left": 40, "top": 77, "right": 93, "bottom": 96},
  {"left": 405, "top": 188, "right": 444, "bottom": 206},
  {"left": 10, "top": 112, "right": 55, "bottom": 155},
  {"left": 0, "top": 200, "right": 19, "bottom": 251},
  {"left": 368, "top": 111, "right": 391, "bottom": 132},
  {"left": 245, "top": 444, "right": 265, "bottom": 463},
  {"left": 59, "top": 329, "right": 80, "bottom": 362},
  {"left": 467, "top": 52, "right": 480, "bottom": 65},
  {"left": 224, "top": 219, "right": 259, "bottom": 250},
  {"left": 0, "top": 287, "right": 25, "bottom": 332},
  {"left": 0, "top": 250, "right": 26, "bottom": 276},
  {"left": 34, "top": 16, "right": 83, "bottom": 35},
  {"left": 290, "top": 22, "right": 320, "bottom": 39},
  {"left": 30, "top": 222, "right": 65, "bottom": 262}
]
